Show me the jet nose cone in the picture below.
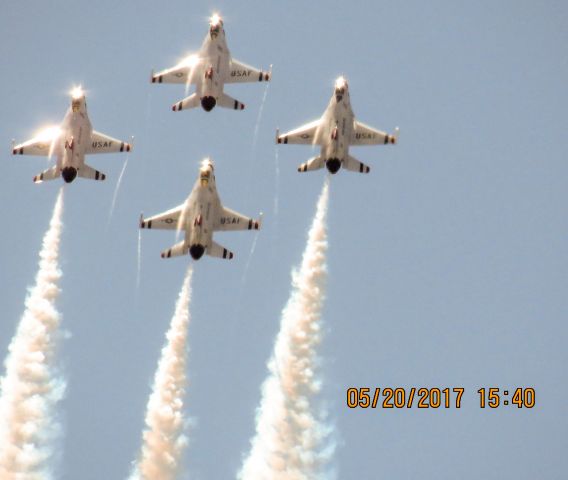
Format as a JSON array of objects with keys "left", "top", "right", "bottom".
[
  {"left": 201, "top": 96, "right": 216, "bottom": 112},
  {"left": 189, "top": 244, "right": 205, "bottom": 260},
  {"left": 62, "top": 167, "right": 77, "bottom": 183},
  {"left": 326, "top": 158, "right": 341, "bottom": 174}
]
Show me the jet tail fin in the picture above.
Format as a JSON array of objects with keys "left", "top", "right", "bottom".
[
  {"left": 217, "top": 92, "right": 245, "bottom": 110},
  {"left": 77, "top": 163, "right": 107, "bottom": 181},
  {"left": 343, "top": 155, "right": 370, "bottom": 174},
  {"left": 33, "top": 166, "right": 60, "bottom": 183},
  {"left": 172, "top": 93, "right": 200, "bottom": 112},
  {"left": 208, "top": 241, "right": 234, "bottom": 260},
  {"left": 298, "top": 156, "right": 325, "bottom": 172},
  {"left": 160, "top": 241, "right": 188, "bottom": 259}
]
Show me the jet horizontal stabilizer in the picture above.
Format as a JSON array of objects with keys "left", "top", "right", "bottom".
[
  {"left": 298, "top": 156, "right": 325, "bottom": 173},
  {"left": 208, "top": 241, "right": 234, "bottom": 260},
  {"left": 77, "top": 164, "right": 106, "bottom": 181},
  {"left": 33, "top": 166, "right": 60, "bottom": 183},
  {"left": 172, "top": 93, "right": 200, "bottom": 112},
  {"left": 217, "top": 92, "right": 245, "bottom": 110},
  {"left": 343, "top": 155, "right": 370, "bottom": 174},
  {"left": 161, "top": 241, "right": 188, "bottom": 259}
]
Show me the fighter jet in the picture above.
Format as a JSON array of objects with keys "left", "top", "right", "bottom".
[
  {"left": 140, "top": 159, "right": 261, "bottom": 260},
  {"left": 150, "top": 13, "right": 271, "bottom": 112},
  {"left": 276, "top": 77, "right": 398, "bottom": 175},
  {"left": 12, "top": 87, "right": 132, "bottom": 183}
]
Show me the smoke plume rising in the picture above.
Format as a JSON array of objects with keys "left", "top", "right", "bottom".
[
  {"left": 0, "top": 189, "right": 65, "bottom": 480},
  {"left": 129, "top": 265, "right": 194, "bottom": 480},
  {"left": 239, "top": 178, "right": 334, "bottom": 480}
]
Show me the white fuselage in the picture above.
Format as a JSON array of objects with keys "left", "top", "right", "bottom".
[
  {"left": 318, "top": 91, "right": 355, "bottom": 168},
  {"left": 54, "top": 97, "right": 93, "bottom": 181},
  {"left": 195, "top": 29, "right": 231, "bottom": 102},
  {"left": 180, "top": 168, "right": 221, "bottom": 259}
]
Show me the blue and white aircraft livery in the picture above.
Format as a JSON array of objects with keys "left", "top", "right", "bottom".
[
  {"left": 277, "top": 77, "right": 399, "bottom": 175},
  {"left": 140, "top": 159, "right": 261, "bottom": 261},
  {"left": 12, "top": 87, "right": 132, "bottom": 184},
  {"left": 151, "top": 13, "right": 271, "bottom": 112}
]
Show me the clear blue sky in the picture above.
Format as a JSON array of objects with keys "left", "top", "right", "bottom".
[{"left": 1, "top": 1, "right": 567, "bottom": 478}]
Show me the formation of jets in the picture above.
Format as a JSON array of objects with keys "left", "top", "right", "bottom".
[{"left": 11, "top": 14, "right": 398, "bottom": 260}]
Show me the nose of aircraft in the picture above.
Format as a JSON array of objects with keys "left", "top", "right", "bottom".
[
  {"left": 334, "top": 76, "right": 348, "bottom": 101},
  {"left": 61, "top": 167, "right": 77, "bottom": 183},
  {"left": 201, "top": 96, "right": 216, "bottom": 112},
  {"left": 189, "top": 244, "right": 205, "bottom": 260},
  {"left": 209, "top": 15, "right": 223, "bottom": 37}
]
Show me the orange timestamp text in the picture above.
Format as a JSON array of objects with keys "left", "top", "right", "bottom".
[
  {"left": 347, "top": 387, "right": 537, "bottom": 409},
  {"left": 346, "top": 387, "right": 465, "bottom": 409}
]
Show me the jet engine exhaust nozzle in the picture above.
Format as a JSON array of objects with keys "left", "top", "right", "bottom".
[
  {"left": 61, "top": 167, "right": 78, "bottom": 183},
  {"left": 201, "top": 96, "right": 217, "bottom": 112},
  {"left": 189, "top": 244, "right": 205, "bottom": 260},
  {"left": 326, "top": 158, "right": 341, "bottom": 174}
]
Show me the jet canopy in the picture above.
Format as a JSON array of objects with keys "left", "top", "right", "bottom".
[
  {"left": 200, "top": 169, "right": 211, "bottom": 186},
  {"left": 200, "top": 159, "right": 214, "bottom": 186},
  {"left": 70, "top": 86, "right": 86, "bottom": 112},
  {"left": 334, "top": 76, "right": 348, "bottom": 100}
]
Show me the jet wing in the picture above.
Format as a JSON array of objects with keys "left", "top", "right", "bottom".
[
  {"left": 140, "top": 204, "right": 184, "bottom": 230},
  {"left": 276, "top": 119, "right": 321, "bottom": 145},
  {"left": 226, "top": 59, "right": 271, "bottom": 83},
  {"left": 350, "top": 121, "right": 398, "bottom": 145},
  {"left": 12, "top": 127, "right": 61, "bottom": 156},
  {"left": 13, "top": 138, "right": 51, "bottom": 156},
  {"left": 151, "top": 64, "right": 193, "bottom": 84},
  {"left": 86, "top": 131, "right": 132, "bottom": 154},
  {"left": 214, "top": 206, "right": 260, "bottom": 232}
]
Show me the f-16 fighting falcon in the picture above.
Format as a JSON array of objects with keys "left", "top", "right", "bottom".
[
  {"left": 150, "top": 13, "right": 271, "bottom": 112},
  {"left": 276, "top": 76, "right": 399, "bottom": 175},
  {"left": 12, "top": 87, "right": 132, "bottom": 184},
  {"left": 140, "top": 159, "right": 261, "bottom": 260}
]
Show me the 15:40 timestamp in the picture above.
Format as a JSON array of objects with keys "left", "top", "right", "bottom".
[{"left": 478, "top": 387, "right": 535, "bottom": 408}]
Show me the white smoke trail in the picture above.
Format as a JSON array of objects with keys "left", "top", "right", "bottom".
[
  {"left": 107, "top": 155, "right": 130, "bottom": 227},
  {"left": 239, "top": 178, "right": 335, "bottom": 480},
  {"left": 0, "top": 189, "right": 65, "bottom": 480},
  {"left": 129, "top": 266, "right": 194, "bottom": 480}
]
